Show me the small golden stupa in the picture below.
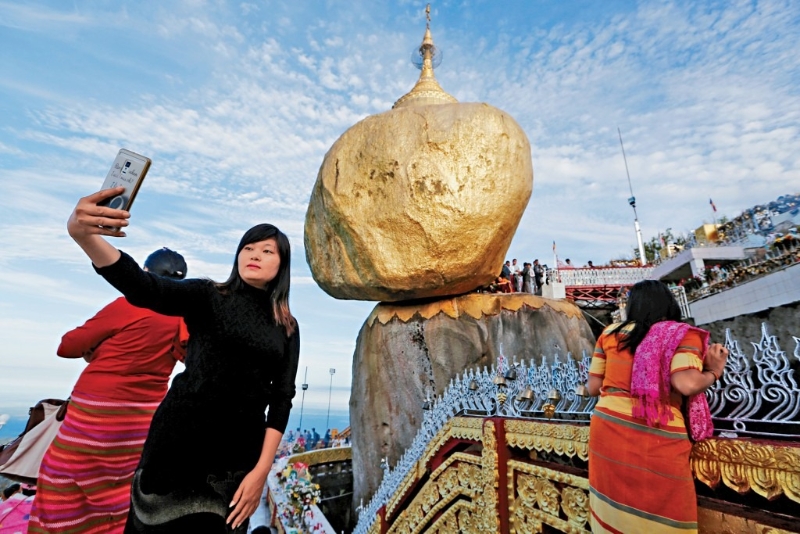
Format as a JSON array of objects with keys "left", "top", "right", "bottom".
[
  {"left": 393, "top": 5, "right": 458, "bottom": 109},
  {"left": 305, "top": 5, "right": 534, "bottom": 302}
]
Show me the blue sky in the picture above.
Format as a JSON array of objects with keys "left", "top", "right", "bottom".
[{"left": 1, "top": 0, "right": 799, "bottom": 420}]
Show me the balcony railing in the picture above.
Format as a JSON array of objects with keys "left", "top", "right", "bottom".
[{"left": 550, "top": 266, "right": 654, "bottom": 287}]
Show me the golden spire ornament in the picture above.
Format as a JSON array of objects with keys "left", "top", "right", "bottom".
[{"left": 393, "top": 3, "right": 457, "bottom": 109}]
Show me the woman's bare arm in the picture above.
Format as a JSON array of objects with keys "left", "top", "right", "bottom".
[
  {"left": 588, "top": 375, "right": 603, "bottom": 397},
  {"left": 671, "top": 343, "right": 729, "bottom": 396}
]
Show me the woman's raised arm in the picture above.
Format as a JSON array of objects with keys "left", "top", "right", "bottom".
[{"left": 67, "top": 187, "right": 207, "bottom": 317}]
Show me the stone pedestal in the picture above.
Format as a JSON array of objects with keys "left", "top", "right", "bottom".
[
  {"left": 542, "top": 282, "right": 566, "bottom": 299},
  {"left": 349, "top": 293, "right": 595, "bottom": 508}
]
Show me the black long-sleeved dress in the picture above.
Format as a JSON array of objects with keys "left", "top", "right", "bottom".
[{"left": 95, "top": 251, "right": 299, "bottom": 528}]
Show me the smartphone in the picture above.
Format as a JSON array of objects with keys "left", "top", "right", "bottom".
[{"left": 98, "top": 149, "right": 151, "bottom": 211}]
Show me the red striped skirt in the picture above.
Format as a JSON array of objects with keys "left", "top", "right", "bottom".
[
  {"left": 28, "top": 392, "right": 160, "bottom": 534},
  {"left": 589, "top": 407, "right": 698, "bottom": 533}
]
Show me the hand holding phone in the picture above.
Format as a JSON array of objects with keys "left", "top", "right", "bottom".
[
  {"left": 65, "top": 187, "right": 127, "bottom": 269},
  {"left": 67, "top": 187, "right": 129, "bottom": 237},
  {"left": 98, "top": 149, "right": 151, "bottom": 211}
]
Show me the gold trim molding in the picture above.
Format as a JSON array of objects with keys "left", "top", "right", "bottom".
[
  {"left": 367, "top": 293, "right": 584, "bottom": 327},
  {"left": 504, "top": 420, "right": 590, "bottom": 461},
  {"left": 691, "top": 438, "right": 800, "bottom": 504},
  {"left": 422, "top": 417, "right": 484, "bottom": 462}
]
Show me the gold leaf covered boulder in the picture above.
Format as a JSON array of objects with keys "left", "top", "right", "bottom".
[{"left": 304, "top": 14, "right": 533, "bottom": 302}]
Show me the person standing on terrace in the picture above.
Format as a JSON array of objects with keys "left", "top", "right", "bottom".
[
  {"left": 587, "top": 280, "right": 728, "bottom": 533},
  {"left": 63, "top": 187, "right": 300, "bottom": 533},
  {"left": 29, "top": 248, "right": 189, "bottom": 534}
]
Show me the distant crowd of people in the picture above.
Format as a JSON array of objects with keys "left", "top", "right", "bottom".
[
  {"left": 277, "top": 428, "right": 350, "bottom": 457},
  {"left": 677, "top": 240, "right": 800, "bottom": 301},
  {"left": 716, "top": 193, "right": 799, "bottom": 244},
  {"left": 481, "top": 258, "right": 546, "bottom": 294},
  {"left": 482, "top": 257, "right": 598, "bottom": 295}
]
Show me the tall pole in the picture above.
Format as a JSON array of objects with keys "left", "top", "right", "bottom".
[
  {"left": 618, "top": 128, "right": 647, "bottom": 265},
  {"left": 326, "top": 368, "right": 336, "bottom": 431},
  {"left": 298, "top": 367, "right": 308, "bottom": 431}
]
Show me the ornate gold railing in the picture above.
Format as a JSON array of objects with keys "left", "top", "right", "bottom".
[
  {"left": 356, "top": 417, "right": 799, "bottom": 534},
  {"left": 352, "top": 323, "right": 800, "bottom": 533}
]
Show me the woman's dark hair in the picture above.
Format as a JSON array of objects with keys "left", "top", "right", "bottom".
[
  {"left": 610, "top": 280, "right": 681, "bottom": 353},
  {"left": 216, "top": 224, "right": 297, "bottom": 336}
]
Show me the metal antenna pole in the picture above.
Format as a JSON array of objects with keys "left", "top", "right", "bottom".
[
  {"left": 618, "top": 128, "right": 647, "bottom": 265},
  {"left": 326, "top": 368, "right": 336, "bottom": 431},
  {"left": 298, "top": 366, "right": 308, "bottom": 431}
]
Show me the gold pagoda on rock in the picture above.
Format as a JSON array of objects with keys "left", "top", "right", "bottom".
[
  {"left": 393, "top": 5, "right": 458, "bottom": 109},
  {"left": 304, "top": 4, "right": 534, "bottom": 302}
]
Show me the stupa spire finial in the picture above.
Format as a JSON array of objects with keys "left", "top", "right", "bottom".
[{"left": 392, "top": 3, "right": 457, "bottom": 109}]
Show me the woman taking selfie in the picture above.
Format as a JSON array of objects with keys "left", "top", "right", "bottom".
[
  {"left": 64, "top": 187, "right": 300, "bottom": 534},
  {"left": 587, "top": 280, "right": 728, "bottom": 534}
]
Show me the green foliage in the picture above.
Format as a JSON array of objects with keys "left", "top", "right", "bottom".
[{"left": 635, "top": 227, "right": 688, "bottom": 263}]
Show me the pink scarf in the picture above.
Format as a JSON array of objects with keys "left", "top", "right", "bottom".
[{"left": 630, "top": 320, "right": 715, "bottom": 441}]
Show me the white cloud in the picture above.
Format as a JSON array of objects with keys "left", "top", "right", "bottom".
[{"left": 0, "top": 2, "right": 91, "bottom": 30}]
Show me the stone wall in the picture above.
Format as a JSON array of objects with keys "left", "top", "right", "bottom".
[{"left": 701, "top": 300, "right": 800, "bottom": 350}]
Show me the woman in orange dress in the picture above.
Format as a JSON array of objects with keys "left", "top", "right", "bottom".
[{"left": 587, "top": 280, "right": 728, "bottom": 533}]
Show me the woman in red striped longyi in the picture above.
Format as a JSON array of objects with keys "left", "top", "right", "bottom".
[{"left": 28, "top": 248, "right": 188, "bottom": 534}]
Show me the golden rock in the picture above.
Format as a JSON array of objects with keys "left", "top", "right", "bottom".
[
  {"left": 304, "top": 10, "right": 533, "bottom": 302},
  {"left": 305, "top": 103, "right": 533, "bottom": 301}
]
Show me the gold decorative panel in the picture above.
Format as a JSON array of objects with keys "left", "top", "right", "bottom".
[
  {"left": 425, "top": 501, "right": 476, "bottom": 534},
  {"left": 692, "top": 438, "right": 800, "bottom": 504},
  {"left": 388, "top": 449, "right": 483, "bottom": 532},
  {"left": 507, "top": 461, "right": 590, "bottom": 534},
  {"left": 385, "top": 420, "right": 498, "bottom": 534},
  {"left": 386, "top": 418, "right": 484, "bottom": 517},
  {"left": 369, "top": 416, "right": 799, "bottom": 534}
]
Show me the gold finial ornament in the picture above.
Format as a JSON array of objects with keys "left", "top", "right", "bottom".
[{"left": 393, "top": 4, "right": 457, "bottom": 109}]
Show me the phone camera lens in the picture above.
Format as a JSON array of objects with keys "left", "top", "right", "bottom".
[{"left": 108, "top": 196, "right": 127, "bottom": 210}]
